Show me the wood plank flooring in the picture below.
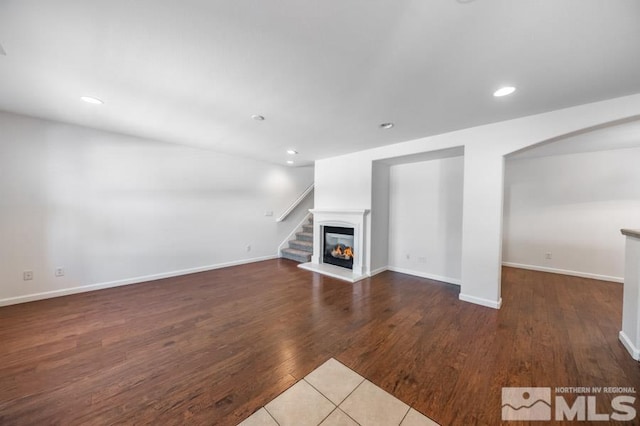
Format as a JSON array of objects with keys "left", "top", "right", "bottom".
[{"left": 0, "top": 260, "right": 638, "bottom": 425}]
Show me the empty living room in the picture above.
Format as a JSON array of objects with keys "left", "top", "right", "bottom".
[{"left": 2, "top": 1, "right": 640, "bottom": 425}]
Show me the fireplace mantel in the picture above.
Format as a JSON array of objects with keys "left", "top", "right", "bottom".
[{"left": 298, "top": 208, "right": 370, "bottom": 282}]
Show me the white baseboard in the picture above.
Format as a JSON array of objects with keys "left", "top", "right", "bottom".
[
  {"left": 459, "top": 293, "right": 503, "bottom": 309},
  {"left": 0, "top": 255, "right": 278, "bottom": 307},
  {"left": 502, "top": 262, "right": 623, "bottom": 283},
  {"left": 386, "top": 266, "right": 462, "bottom": 286},
  {"left": 619, "top": 331, "right": 640, "bottom": 361},
  {"left": 369, "top": 266, "right": 388, "bottom": 277}
]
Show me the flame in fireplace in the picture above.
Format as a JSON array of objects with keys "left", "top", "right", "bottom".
[
  {"left": 344, "top": 247, "right": 354, "bottom": 258},
  {"left": 331, "top": 244, "right": 354, "bottom": 260}
]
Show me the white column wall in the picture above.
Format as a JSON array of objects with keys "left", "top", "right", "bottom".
[
  {"left": 620, "top": 234, "right": 640, "bottom": 360},
  {"left": 460, "top": 146, "right": 504, "bottom": 308},
  {"left": 370, "top": 162, "right": 390, "bottom": 274}
]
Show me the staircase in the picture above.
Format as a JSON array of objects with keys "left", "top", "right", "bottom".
[{"left": 281, "top": 215, "right": 314, "bottom": 263}]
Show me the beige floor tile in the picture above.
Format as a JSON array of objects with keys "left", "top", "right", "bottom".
[
  {"left": 238, "top": 407, "right": 278, "bottom": 426},
  {"left": 400, "top": 408, "right": 440, "bottom": 426},
  {"left": 340, "top": 380, "right": 409, "bottom": 426},
  {"left": 305, "top": 358, "right": 365, "bottom": 405},
  {"left": 265, "top": 379, "right": 335, "bottom": 426},
  {"left": 319, "top": 408, "right": 360, "bottom": 426}
]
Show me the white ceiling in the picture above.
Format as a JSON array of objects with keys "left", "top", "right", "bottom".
[{"left": 0, "top": 0, "right": 639, "bottom": 166}]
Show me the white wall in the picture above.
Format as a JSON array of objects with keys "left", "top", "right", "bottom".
[
  {"left": 503, "top": 147, "right": 640, "bottom": 282},
  {"left": 0, "top": 111, "right": 314, "bottom": 305},
  {"left": 314, "top": 94, "right": 640, "bottom": 308},
  {"left": 315, "top": 155, "right": 372, "bottom": 209},
  {"left": 388, "top": 157, "right": 464, "bottom": 284},
  {"left": 370, "top": 162, "right": 390, "bottom": 274}
]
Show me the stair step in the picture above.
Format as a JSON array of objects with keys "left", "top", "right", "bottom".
[
  {"left": 296, "top": 232, "right": 313, "bottom": 242},
  {"left": 290, "top": 239, "right": 313, "bottom": 252},
  {"left": 302, "top": 224, "right": 314, "bottom": 233},
  {"left": 281, "top": 248, "right": 312, "bottom": 263}
]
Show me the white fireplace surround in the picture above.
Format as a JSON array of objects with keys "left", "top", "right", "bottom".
[{"left": 298, "top": 208, "right": 369, "bottom": 282}]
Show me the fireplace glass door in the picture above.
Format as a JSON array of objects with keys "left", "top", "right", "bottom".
[{"left": 323, "top": 226, "right": 355, "bottom": 269}]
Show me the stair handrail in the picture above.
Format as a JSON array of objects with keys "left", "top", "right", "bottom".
[{"left": 276, "top": 183, "right": 314, "bottom": 222}]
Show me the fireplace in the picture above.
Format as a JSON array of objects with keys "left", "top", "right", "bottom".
[
  {"left": 298, "top": 208, "right": 368, "bottom": 282},
  {"left": 323, "top": 226, "right": 355, "bottom": 270}
]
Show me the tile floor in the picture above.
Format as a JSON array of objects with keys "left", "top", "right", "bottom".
[{"left": 238, "top": 358, "right": 439, "bottom": 426}]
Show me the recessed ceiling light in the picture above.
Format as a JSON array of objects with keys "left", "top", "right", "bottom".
[
  {"left": 81, "top": 96, "right": 104, "bottom": 105},
  {"left": 286, "top": 150, "right": 298, "bottom": 155},
  {"left": 493, "top": 86, "right": 516, "bottom": 97},
  {"left": 251, "top": 114, "right": 265, "bottom": 121},
  {"left": 379, "top": 122, "right": 394, "bottom": 129},
  {"left": 286, "top": 160, "right": 294, "bottom": 165}
]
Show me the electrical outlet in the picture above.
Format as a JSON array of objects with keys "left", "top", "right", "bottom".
[
  {"left": 246, "top": 245, "right": 252, "bottom": 252},
  {"left": 545, "top": 252, "right": 552, "bottom": 260},
  {"left": 55, "top": 267, "right": 65, "bottom": 277},
  {"left": 23, "top": 270, "right": 33, "bottom": 281}
]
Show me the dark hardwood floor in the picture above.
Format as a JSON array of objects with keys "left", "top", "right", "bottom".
[{"left": 1, "top": 260, "right": 638, "bottom": 425}]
